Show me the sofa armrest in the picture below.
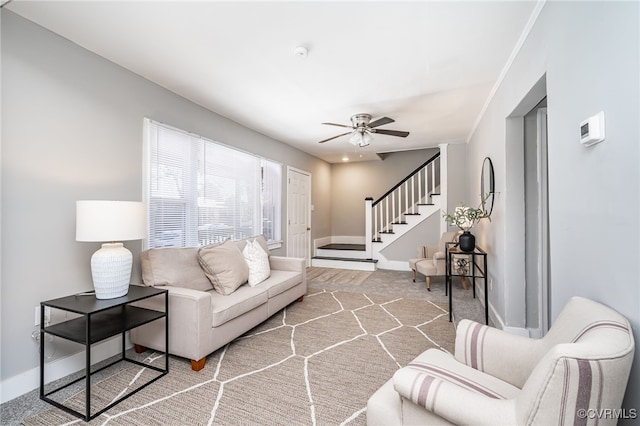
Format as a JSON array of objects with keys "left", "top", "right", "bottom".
[
  {"left": 393, "top": 367, "right": 518, "bottom": 425},
  {"left": 269, "top": 255, "right": 305, "bottom": 272},
  {"left": 131, "top": 285, "right": 213, "bottom": 361},
  {"left": 455, "top": 319, "right": 542, "bottom": 388}
]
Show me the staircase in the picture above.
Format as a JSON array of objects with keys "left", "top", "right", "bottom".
[{"left": 312, "top": 152, "right": 444, "bottom": 271}]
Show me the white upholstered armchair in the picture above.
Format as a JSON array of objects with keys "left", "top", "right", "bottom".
[{"left": 367, "top": 296, "right": 635, "bottom": 425}]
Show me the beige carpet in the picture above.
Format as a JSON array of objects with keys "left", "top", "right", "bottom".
[{"left": 24, "top": 288, "right": 455, "bottom": 425}]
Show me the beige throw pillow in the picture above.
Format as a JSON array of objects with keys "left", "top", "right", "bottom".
[
  {"left": 242, "top": 239, "right": 271, "bottom": 286},
  {"left": 140, "top": 248, "right": 213, "bottom": 291},
  {"left": 197, "top": 239, "right": 249, "bottom": 295}
]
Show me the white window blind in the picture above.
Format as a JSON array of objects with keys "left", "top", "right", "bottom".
[{"left": 145, "top": 119, "right": 282, "bottom": 249}]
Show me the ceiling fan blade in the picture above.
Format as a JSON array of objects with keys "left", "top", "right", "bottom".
[
  {"left": 368, "top": 117, "right": 395, "bottom": 128},
  {"left": 372, "top": 129, "right": 410, "bottom": 138},
  {"left": 322, "top": 122, "right": 353, "bottom": 129},
  {"left": 318, "top": 132, "right": 352, "bottom": 143}
]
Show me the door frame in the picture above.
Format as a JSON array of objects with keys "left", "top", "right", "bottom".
[
  {"left": 535, "top": 107, "right": 550, "bottom": 337},
  {"left": 286, "top": 166, "right": 312, "bottom": 266}
]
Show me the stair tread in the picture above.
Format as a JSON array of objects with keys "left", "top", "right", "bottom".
[
  {"left": 312, "top": 256, "right": 378, "bottom": 263},
  {"left": 318, "top": 243, "right": 365, "bottom": 251}
]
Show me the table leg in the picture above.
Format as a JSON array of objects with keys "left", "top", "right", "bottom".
[
  {"left": 85, "top": 314, "right": 91, "bottom": 421},
  {"left": 485, "top": 255, "right": 489, "bottom": 325},
  {"left": 448, "top": 253, "right": 453, "bottom": 322},
  {"left": 39, "top": 306, "right": 45, "bottom": 399}
]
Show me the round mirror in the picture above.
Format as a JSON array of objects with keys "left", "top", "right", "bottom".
[{"left": 481, "top": 157, "right": 495, "bottom": 214}]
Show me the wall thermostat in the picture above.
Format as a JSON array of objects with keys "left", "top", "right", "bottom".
[{"left": 580, "top": 111, "right": 605, "bottom": 146}]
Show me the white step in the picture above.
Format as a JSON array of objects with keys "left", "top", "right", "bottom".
[
  {"left": 311, "top": 256, "right": 378, "bottom": 272},
  {"left": 316, "top": 249, "right": 369, "bottom": 259}
]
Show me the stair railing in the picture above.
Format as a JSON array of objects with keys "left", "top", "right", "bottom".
[{"left": 364, "top": 153, "right": 441, "bottom": 253}]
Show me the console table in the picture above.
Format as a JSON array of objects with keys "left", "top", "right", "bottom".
[
  {"left": 40, "top": 285, "right": 168, "bottom": 421},
  {"left": 445, "top": 242, "right": 489, "bottom": 325}
]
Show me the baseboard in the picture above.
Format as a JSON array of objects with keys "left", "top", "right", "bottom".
[{"left": 0, "top": 336, "right": 128, "bottom": 404}]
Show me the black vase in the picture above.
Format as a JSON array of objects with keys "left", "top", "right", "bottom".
[{"left": 458, "top": 231, "right": 475, "bottom": 252}]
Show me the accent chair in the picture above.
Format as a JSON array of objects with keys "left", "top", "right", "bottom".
[
  {"left": 408, "top": 231, "right": 460, "bottom": 291},
  {"left": 367, "top": 296, "right": 635, "bottom": 425}
]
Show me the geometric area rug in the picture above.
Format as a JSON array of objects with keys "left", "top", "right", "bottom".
[{"left": 23, "top": 288, "right": 455, "bottom": 425}]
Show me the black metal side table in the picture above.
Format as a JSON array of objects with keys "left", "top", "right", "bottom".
[
  {"left": 40, "top": 285, "right": 168, "bottom": 421},
  {"left": 445, "top": 242, "right": 489, "bottom": 325}
]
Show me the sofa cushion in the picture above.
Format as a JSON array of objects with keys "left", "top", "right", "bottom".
[
  {"left": 198, "top": 239, "right": 249, "bottom": 295},
  {"left": 140, "top": 247, "right": 213, "bottom": 291},
  {"left": 258, "top": 270, "right": 303, "bottom": 298},
  {"left": 242, "top": 239, "right": 271, "bottom": 286},
  {"left": 209, "top": 284, "right": 269, "bottom": 327}
]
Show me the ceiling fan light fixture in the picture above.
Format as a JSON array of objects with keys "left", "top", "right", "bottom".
[
  {"left": 361, "top": 131, "right": 372, "bottom": 146},
  {"left": 318, "top": 114, "right": 408, "bottom": 145},
  {"left": 349, "top": 129, "right": 372, "bottom": 147},
  {"left": 349, "top": 131, "right": 360, "bottom": 146}
]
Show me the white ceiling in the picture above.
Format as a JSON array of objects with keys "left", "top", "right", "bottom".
[{"left": 6, "top": 0, "right": 539, "bottom": 163}]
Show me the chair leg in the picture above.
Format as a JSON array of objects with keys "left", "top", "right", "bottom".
[
  {"left": 426, "top": 276, "right": 431, "bottom": 291},
  {"left": 412, "top": 269, "right": 416, "bottom": 282},
  {"left": 460, "top": 276, "right": 468, "bottom": 290}
]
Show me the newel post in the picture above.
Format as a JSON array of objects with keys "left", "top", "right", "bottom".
[
  {"left": 438, "top": 143, "right": 449, "bottom": 236},
  {"left": 365, "top": 197, "right": 373, "bottom": 258}
]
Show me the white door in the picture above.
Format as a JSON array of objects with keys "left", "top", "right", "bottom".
[{"left": 287, "top": 167, "right": 311, "bottom": 265}]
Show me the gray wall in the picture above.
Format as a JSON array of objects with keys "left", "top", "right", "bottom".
[
  {"left": 445, "top": 142, "right": 470, "bottom": 213},
  {"left": 330, "top": 148, "right": 439, "bottom": 236},
  {"left": 1, "top": 11, "right": 331, "bottom": 382},
  {"left": 380, "top": 213, "right": 441, "bottom": 262},
  {"left": 467, "top": 1, "right": 639, "bottom": 412}
]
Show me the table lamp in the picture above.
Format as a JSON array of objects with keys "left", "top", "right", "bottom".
[{"left": 76, "top": 200, "right": 146, "bottom": 299}]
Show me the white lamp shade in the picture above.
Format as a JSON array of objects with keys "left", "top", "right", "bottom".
[{"left": 76, "top": 200, "right": 146, "bottom": 242}]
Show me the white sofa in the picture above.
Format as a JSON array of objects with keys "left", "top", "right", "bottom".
[
  {"left": 130, "top": 236, "right": 306, "bottom": 371},
  {"left": 367, "top": 296, "right": 634, "bottom": 425}
]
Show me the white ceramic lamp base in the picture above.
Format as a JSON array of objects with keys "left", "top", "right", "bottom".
[{"left": 91, "top": 242, "right": 132, "bottom": 299}]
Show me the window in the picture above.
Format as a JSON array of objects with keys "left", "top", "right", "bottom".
[{"left": 144, "top": 119, "right": 282, "bottom": 249}]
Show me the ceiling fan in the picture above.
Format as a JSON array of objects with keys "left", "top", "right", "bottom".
[{"left": 318, "top": 113, "right": 410, "bottom": 147}]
